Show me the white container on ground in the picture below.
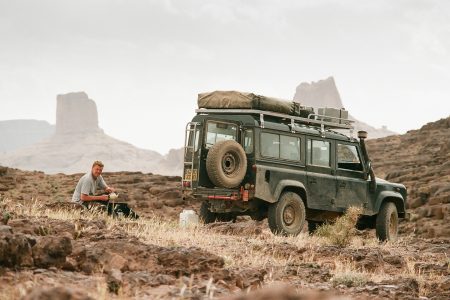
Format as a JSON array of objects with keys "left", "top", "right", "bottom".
[{"left": 179, "top": 209, "right": 199, "bottom": 228}]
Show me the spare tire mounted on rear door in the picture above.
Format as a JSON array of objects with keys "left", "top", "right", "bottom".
[{"left": 206, "top": 140, "right": 247, "bottom": 188}]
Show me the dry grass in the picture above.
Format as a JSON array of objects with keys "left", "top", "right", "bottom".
[
  {"left": 1, "top": 196, "right": 448, "bottom": 299},
  {"left": 331, "top": 260, "right": 368, "bottom": 287},
  {"left": 315, "top": 206, "right": 362, "bottom": 247}
]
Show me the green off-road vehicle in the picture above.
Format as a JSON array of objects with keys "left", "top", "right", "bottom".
[{"left": 182, "top": 91, "right": 407, "bottom": 241}]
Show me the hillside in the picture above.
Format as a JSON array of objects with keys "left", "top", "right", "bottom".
[
  {"left": 367, "top": 116, "right": 450, "bottom": 237},
  {"left": 0, "top": 119, "right": 54, "bottom": 153}
]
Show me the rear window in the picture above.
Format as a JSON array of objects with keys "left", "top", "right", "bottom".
[{"left": 205, "top": 121, "right": 237, "bottom": 148}]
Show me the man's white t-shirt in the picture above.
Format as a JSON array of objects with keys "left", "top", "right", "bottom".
[{"left": 72, "top": 172, "right": 107, "bottom": 203}]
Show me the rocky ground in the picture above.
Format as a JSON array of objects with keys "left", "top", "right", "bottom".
[{"left": 0, "top": 166, "right": 449, "bottom": 299}]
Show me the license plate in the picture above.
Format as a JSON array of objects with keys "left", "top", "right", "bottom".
[{"left": 184, "top": 169, "right": 198, "bottom": 181}]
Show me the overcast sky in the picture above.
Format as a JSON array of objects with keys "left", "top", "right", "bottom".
[{"left": 1, "top": 0, "right": 449, "bottom": 154}]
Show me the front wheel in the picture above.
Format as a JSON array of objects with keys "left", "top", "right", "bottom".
[
  {"left": 268, "top": 192, "right": 306, "bottom": 236},
  {"left": 376, "top": 202, "right": 398, "bottom": 241}
]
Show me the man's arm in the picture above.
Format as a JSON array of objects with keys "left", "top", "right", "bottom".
[
  {"left": 99, "top": 176, "right": 115, "bottom": 193},
  {"left": 80, "top": 194, "right": 108, "bottom": 202}
]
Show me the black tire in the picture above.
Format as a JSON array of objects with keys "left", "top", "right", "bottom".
[
  {"left": 376, "top": 202, "right": 399, "bottom": 241},
  {"left": 199, "top": 201, "right": 217, "bottom": 224},
  {"left": 206, "top": 140, "right": 247, "bottom": 188},
  {"left": 268, "top": 192, "right": 306, "bottom": 236},
  {"left": 308, "top": 221, "right": 323, "bottom": 234}
]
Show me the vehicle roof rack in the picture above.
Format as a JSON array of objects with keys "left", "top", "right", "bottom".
[{"left": 196, "top": 108, "right": 354, "bottom": 135}]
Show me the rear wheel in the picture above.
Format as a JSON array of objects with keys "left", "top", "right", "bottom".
[
  {"left": 199, "top": 201, "right": 235, "bottom": 223},
  {"left": 376, "top": 202, "right": 398, "bottom": 241},
  {"left": 268, "top": 192, "right": 305, "bottom": 236},
  {"left": 307, "top": 221, "right": 323, "bottom": 234},
  {"left": 199, "top": 201, "right": 217, "bottom": 224}
]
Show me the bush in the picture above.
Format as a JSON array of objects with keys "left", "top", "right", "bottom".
[{"left": 315, "top": 206, "right": 362, "bottom": 247}]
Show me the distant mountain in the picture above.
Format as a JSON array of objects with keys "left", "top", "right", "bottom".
[
  {"left": 0, "top": 92, "right": 182, "bottom": 175},
  {"left": 293, "top": 77, "right": 396, "bottom": 139},
  {"left": 0, "top": 119, "right": 54, "bottom": 153}
]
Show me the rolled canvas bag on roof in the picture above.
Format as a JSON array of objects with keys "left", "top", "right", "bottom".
[{"left": 198, "top": 91, "right": 301, "bottom": 116}]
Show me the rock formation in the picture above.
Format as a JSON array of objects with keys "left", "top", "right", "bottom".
[
  {"left": 56, "top": 92, "right": 101, "bottom": 135},
  {"left": 0, "top": 92, "right": 181, "bottom": 175},
  {"left": 293, "top": 77, "right": 396, "bottom": 139},
  {"left": 294, "top": 77, "right": 344, "bottom": 109}
]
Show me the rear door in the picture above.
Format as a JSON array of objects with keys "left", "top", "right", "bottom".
[
  {"left": 306, "top": 138, "right": 337, "bottom": 210},
  {"left": 198, "top": 119, "right": 240, "bottom": 187}
]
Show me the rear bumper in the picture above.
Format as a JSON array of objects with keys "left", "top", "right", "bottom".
[{"left": 194, "top": 187, "right": 239, "bottom": 199}]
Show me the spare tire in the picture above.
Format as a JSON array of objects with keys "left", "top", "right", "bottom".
[{"left": 206, "top": 140, "right": 247, "bottom": 188}]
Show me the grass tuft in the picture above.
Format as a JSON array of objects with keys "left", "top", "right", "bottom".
[{"left": 315, "top": 206, "right": 362, "bottom": 247}]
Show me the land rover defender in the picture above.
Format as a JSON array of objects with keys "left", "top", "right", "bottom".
[{"left": 182, "top": 91, "right": 407, "bottom": 241}]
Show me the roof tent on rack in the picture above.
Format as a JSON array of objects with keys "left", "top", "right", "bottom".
[{"left": 197, "top": 91, "right": 354, "bottom": 132}]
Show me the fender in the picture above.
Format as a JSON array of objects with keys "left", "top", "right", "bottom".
[
  {"left": 272, "top": 179, "right": 307, "bottom": 203},
  {"left": 374, "top": 190, "right": 405, "bottom": 214}
]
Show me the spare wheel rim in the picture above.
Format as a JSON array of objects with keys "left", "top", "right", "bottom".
[{"left": 222, "top": 152, "right": 239, "bottom": 175}]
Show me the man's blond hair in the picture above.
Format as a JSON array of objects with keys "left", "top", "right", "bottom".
[{"left": 92, "top": 160, "right": 104, "bottom": 168}]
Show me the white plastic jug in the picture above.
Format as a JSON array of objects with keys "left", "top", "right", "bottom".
[{"left": 179, "top": 209, "right": 199, "bottom": 228}]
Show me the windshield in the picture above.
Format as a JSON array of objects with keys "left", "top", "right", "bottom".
[{"left": 205, "top": 121, "right": 237, "bottom": 148}]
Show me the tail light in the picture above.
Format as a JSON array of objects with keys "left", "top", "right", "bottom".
[{"left": 182, "top": 181, "right": 191, "bottom": 188}]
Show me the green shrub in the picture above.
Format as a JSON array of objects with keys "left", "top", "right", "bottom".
[{"left": 315, "top": 206, "right": 362, "bottom": 247}]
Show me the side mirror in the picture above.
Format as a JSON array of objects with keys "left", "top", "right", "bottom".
[{"left": 364, "top": 161, "right": 372, "bottom": 180}]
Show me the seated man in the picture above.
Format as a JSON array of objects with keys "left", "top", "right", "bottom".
[{"left": 72, "top": 160, "right": 138, "bottom": 218}]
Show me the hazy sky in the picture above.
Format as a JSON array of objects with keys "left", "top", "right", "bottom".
[{"left": 1, "top": 0, "right": 449, "bottom": 154}]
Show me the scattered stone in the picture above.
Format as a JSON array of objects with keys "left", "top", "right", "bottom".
[
  {"left": 32, "top": 233, "right": 73, "bottom": 268},
  {"left": 0, "top": 231, "right": 34, "bottom": 267},
  {"left": 22, "top": 286, "right": 94, "bottom": 300},
  {"left": 107, "top": 268, "right": 123, "bottom": 294}
]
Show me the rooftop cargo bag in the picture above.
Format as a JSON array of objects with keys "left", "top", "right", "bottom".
[{"left": 198, "top": 91, "right": 313, "bottom": 117}]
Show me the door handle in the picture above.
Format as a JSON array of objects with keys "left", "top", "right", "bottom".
[
  {"left": 339, "top": 182, "right": 346, "bottom": 188},
  {"left": 309, "top": 178, "right": 317, "bottom": 184}
]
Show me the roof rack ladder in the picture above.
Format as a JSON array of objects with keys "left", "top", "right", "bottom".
[{"left": 183, "top": 122, "right": 198, "bottom": 190}]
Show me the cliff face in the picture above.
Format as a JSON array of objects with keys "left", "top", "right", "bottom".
[
  {"left": 367, "top": 116, "right": 450, "bottom": 237},
  {"left": 294, "top": 77, "right": 344, "bottom": 109},
  {"left": 293, "top": 77, "right": 396, "bottom": 139},
  {"left": 0, "top": 92, "right": 181, "bottom": 175},
  {"left": 55, "top": 92, "right": 100, "bottom": 135}
]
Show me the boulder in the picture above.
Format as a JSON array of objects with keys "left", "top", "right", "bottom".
[
  {"left": 32, "top": 233, "right": 73, "bottom": 268},
  {"left": 0, "top": 231, "right": 34, "bottom": 267}
]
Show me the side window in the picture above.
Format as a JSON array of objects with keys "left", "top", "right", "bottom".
[
  {"left": 261, "top": 132, "right": 280, "bottom": 158},
  {"left": 337, "top": 144, "right": 363, "bottom": 171},
  {"left": 308, "top": 140, "right": 330, "bottom": 167},
  {"left": 280, "top": 135, "right": 300, "bottom": 161},
  {"left": 243, "top": 129, "right": 253, "bottom": 154}
]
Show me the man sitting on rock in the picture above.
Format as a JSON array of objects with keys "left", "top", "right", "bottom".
[
  {"left": 72, "top": 160, "right": 116, "bottom": 204},
  {"left": 72, "top": 161, "right": 138, "bottom": 218}
]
